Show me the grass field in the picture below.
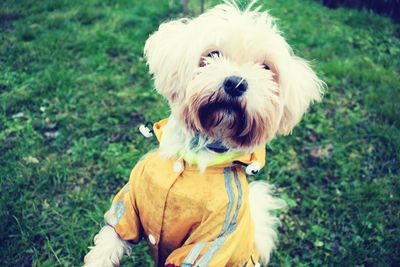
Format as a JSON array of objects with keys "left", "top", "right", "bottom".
[{"left": 1, "top": 0, "right": 399, "bottom": 266}]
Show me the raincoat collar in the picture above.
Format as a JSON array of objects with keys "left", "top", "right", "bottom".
[{"left": 152, "top": 119, "right": 266, "bottom": 169}]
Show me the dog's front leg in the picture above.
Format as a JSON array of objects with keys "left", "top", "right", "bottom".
[{"left": 84, "top": 225, "right": 132, "bottom": 267}]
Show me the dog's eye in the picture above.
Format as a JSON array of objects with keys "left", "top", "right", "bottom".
[
  {"left": 199, "top": 51, "right": 221, "bottom": 67},
  {"left": 263, "top": 63, "right": 270, "bottom": 70},
  {"left": 207, "top": 50, "right": 221, "bottom": 58}
]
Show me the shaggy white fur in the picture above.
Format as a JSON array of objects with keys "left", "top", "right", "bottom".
[
  {"left": 83, "top": 225, "right": 131, "bottom": 267},
  {"left": 249, "top": 182, "right": 286, "bottom": 264}
]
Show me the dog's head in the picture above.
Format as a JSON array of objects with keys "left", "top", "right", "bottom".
[{"left": 144, "top": 1, "right": 324, "bottom": 151}]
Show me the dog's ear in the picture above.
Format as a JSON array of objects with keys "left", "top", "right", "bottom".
[
  {"left": 144, "top": 19, "right": 191, "bottom": 103},
  {"left": 277, "top": 56, "right": 324, "bottom": 135}
]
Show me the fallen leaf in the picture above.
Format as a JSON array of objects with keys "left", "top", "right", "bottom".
[
  {"left": 314, "top": 240, "right": 324, "bottom": 247},
  {"left": 44, "top": 131, "right": 60, "bottom": 139},
  {"left": 24, "top": 156, "right": 39, "bottom": 164},
  {"left": 310, "top": 144, "right": 334, "bottom": 159},
  {"left": 12, "top": 112, "right": 25, "bottom": 119}
]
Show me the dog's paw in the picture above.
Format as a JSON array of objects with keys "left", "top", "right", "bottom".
[{"left": 83, "top": 226, "right": 131, "bottom": 267}]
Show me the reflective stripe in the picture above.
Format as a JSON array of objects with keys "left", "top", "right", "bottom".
[
  {"left": 104, "top": 200, "right": 125, "bottom": 227},
  {"left": 182, "top": 242, "right": 207, "bottom": 266},
  {"left": 182, "top": 167, "right": 234, "bottom": 266},
  {"left": 219, "top": 167, "right": 235, "bottom": 236},
  {"left": 196, "top": 167, "right": 243, "bottom": 267},
  {"left": 227, "top": 167, "right": 242, "bottom": 233},
  {"left": 195, "top": 236, "right": 227, "bottom": 266}
]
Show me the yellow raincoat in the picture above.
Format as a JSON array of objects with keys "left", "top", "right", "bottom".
[{"left": 105, "top": 119, "right": 265, "bottom": 267}]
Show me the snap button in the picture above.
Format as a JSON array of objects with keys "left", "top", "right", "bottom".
[
  {"left": 148, "top": 234, "right": 156, "bottom": 245},
  {"left": 139, "top": 124, "right": 153, "bottom": 138},
  {"left": 245, "top": 161, "right": 262, "bottom": 175},
  {"left": 173, "top": 160, "right": 184, "bottom": 173}
]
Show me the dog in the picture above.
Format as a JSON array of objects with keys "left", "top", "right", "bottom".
[{"left": 84, "top": 1, "right": 323, "bottom": 266}]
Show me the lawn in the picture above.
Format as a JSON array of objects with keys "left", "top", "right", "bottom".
[{"left": 0, "top": 0, "right": 399, "bottom": 266}]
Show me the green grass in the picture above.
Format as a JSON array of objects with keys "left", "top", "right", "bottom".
[{"left": 1, "top": 0, "right": 399, "bottom": 266}]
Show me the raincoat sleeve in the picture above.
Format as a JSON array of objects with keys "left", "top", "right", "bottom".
[{"left": 104, "top": 164, "right": 144, "bottom": 243}]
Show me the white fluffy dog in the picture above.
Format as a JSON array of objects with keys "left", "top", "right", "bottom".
[{"left": 84, "top": 1, "right": 323, "bottom": 266}]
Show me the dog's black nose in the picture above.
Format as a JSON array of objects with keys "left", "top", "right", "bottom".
[{"left": 223, "top": 76, "right": 248, "bottom": 97}]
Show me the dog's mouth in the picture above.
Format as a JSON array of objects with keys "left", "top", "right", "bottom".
[
  {"left": 196, "top": 98, "right": 257, "bottom": 148},
  {"left": 198, "top": 100, "right": 244, "bottom": 132},
  {"left": 182, "top": 91, "right": 268, "bottom": 149}
]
